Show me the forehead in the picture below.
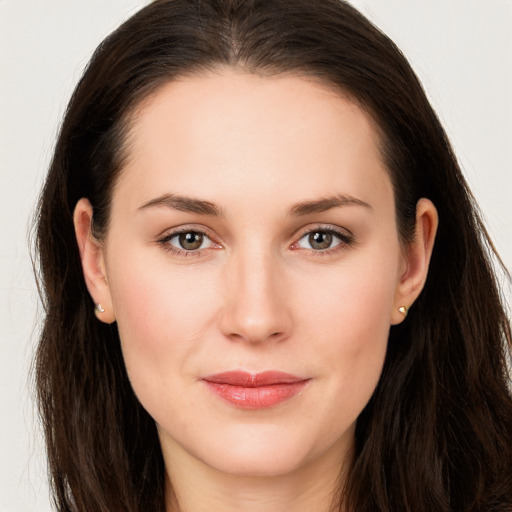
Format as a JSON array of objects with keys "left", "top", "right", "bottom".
[{"left": 115, "top": 69, "right": 391, "bottom": 213}]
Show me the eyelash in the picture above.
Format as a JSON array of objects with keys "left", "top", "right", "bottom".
[
  {"left": 157, "top": 225, "right": 354, "bottom": 258},
  {"left": 157, "top": 228, "right": 220, "bottom": 258},
  {"left": 291, "top": 226, "right": 354, "bottom": 255}
]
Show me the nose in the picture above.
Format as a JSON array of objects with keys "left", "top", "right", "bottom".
[{"left": 219, "top": 248, "right": 293, "bottom": 344}]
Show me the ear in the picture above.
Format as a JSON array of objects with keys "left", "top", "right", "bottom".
[
  {"left": 73, "top": 198, "right": 116, "bottom": 324},
  {"left": 391, "top": 198, "right": 438, "bottom": 325}
]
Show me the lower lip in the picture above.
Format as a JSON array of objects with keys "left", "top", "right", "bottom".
[{"left": 203, "top": 381, "right": 309, "bottom": 409}]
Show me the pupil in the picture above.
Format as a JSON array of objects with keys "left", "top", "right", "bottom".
[
  {"left": 179, "top": 232, "right": 203, "bottom": 250},
  {"left": 309, "top": 231, "right": 332, "bottom": 250}
]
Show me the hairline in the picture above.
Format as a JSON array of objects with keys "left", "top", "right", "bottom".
[{"left": 101, "top": 64, "right": 398, "bottom": 238}]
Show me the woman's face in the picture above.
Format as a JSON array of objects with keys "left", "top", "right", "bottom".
[{"left": 88, "top": 70, "right": 417, "bottom": 477}]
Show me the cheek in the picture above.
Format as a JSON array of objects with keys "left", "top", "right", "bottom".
[
  {"left": 297, "top": 249, "right": 397, "bottom": 345},
  {"left": 105, "top": 251, "right": 221, "bottom": 401},
  {"left": 110, "top": 247, "right": 217, "bottom": 333},
  {"left": 293, "top": 249, "right": 398, "bottom": 411}
]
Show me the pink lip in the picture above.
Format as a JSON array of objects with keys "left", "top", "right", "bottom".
[{"left": 202, "top": 371, "right": 310, "bottom": 410}]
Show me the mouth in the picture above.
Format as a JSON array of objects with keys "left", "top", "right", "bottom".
[{"left": 202, "top": 371, "right": 310, "bottom": 410}]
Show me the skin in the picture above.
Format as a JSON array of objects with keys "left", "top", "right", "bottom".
[{"left": 74, "top": 70, "right": 438, "bottom": 512}]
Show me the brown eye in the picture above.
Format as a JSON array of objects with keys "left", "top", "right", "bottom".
[
  {"left": 295, "top": 228, "right": 351, "bottom": 252},
  {"left": 308, "top": 231, "right": 333, "bottom": 250},
  {"left": 160, "top": 229, "right": 217, "bottom": 255},
  {"left": 178, "top": 232, "right": 204, "bottom": 250}
]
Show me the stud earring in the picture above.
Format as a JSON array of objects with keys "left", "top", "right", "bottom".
[
  {"left": 398, "top": 306, "right": 408, "bottom": 316},
  {"left": 95, "top": 303, "right": 105, "bottom": 313}
]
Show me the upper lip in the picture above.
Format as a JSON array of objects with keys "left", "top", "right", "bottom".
[{"left": 203, "top": 371, "right": 308, "bottom": 387}]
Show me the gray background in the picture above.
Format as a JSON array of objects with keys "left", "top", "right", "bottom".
[{"left": 1, "top": 1, "right": 510, "bottom": 510}]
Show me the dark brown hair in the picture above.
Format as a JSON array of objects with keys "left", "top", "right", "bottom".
[{"left": 34, "top": 1, "right": 512, "bottom": 511}]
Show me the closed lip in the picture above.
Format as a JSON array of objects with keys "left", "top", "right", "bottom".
[
  {"left": 202, "top": 370, "right": 310, "bottom": 409},
  {"left": 202, "top": 370, "right": 309, "bottom": 387}
]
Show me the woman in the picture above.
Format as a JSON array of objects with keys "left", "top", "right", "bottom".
[{"left": 34, "top": 0, "right": 512, "bottom": 511}]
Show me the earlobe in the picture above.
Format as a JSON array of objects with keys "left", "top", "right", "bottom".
[
  {"left": 391, "top": 198, "right": 438, "bottom": 325},
  {"left": 73, "top": 198, "right": 116, "bottom": 324}
]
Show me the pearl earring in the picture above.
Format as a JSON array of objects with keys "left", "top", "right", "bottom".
[
  {"left": 95, "top": 303, "right": 105, "bottom": 313},
  {"left": 398, "top": 306, "right": 408, "bottom": 316}
]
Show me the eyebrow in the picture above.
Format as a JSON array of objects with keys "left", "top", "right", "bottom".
[
  {"left": 288, "top": 194, "right": 372, "bottom": 216},
  {"left": 138, "top": 192, "right": 371, "bottom": 217},
  {"left": 138, "top": 194, "right": 223, "bottom": 216}
]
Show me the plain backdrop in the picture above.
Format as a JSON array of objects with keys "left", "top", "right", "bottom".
[{"left": 1, "top": 1, "right": 511, "bottom": 510}]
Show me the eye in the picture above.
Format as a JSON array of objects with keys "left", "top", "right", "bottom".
[
  {"left": 294, "top": 228, "right": 352, "bottom": 251},
  {"left": 163, "top": 230, "right": 215, "bottom": 251}
]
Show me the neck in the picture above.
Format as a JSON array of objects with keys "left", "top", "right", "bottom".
[{"left": 163, "top": 439, "right": 352, "bottom": 512}]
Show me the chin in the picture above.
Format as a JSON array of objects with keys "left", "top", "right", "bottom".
[{"left": 187, "top": 424, "right": 333, "bottom": 478}]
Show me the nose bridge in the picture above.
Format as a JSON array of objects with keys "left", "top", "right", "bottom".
[{"left": 220, "top": 242, "right": 291, "bottom": 343}]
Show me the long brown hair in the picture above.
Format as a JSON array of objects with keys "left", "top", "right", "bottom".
[{"left": 34, "top": 1, "right": 512, "bottom": 510}]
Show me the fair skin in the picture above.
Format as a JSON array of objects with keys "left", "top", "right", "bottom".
[{"left": 74, "top": 70, "right": 437, "bottom": 512}]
